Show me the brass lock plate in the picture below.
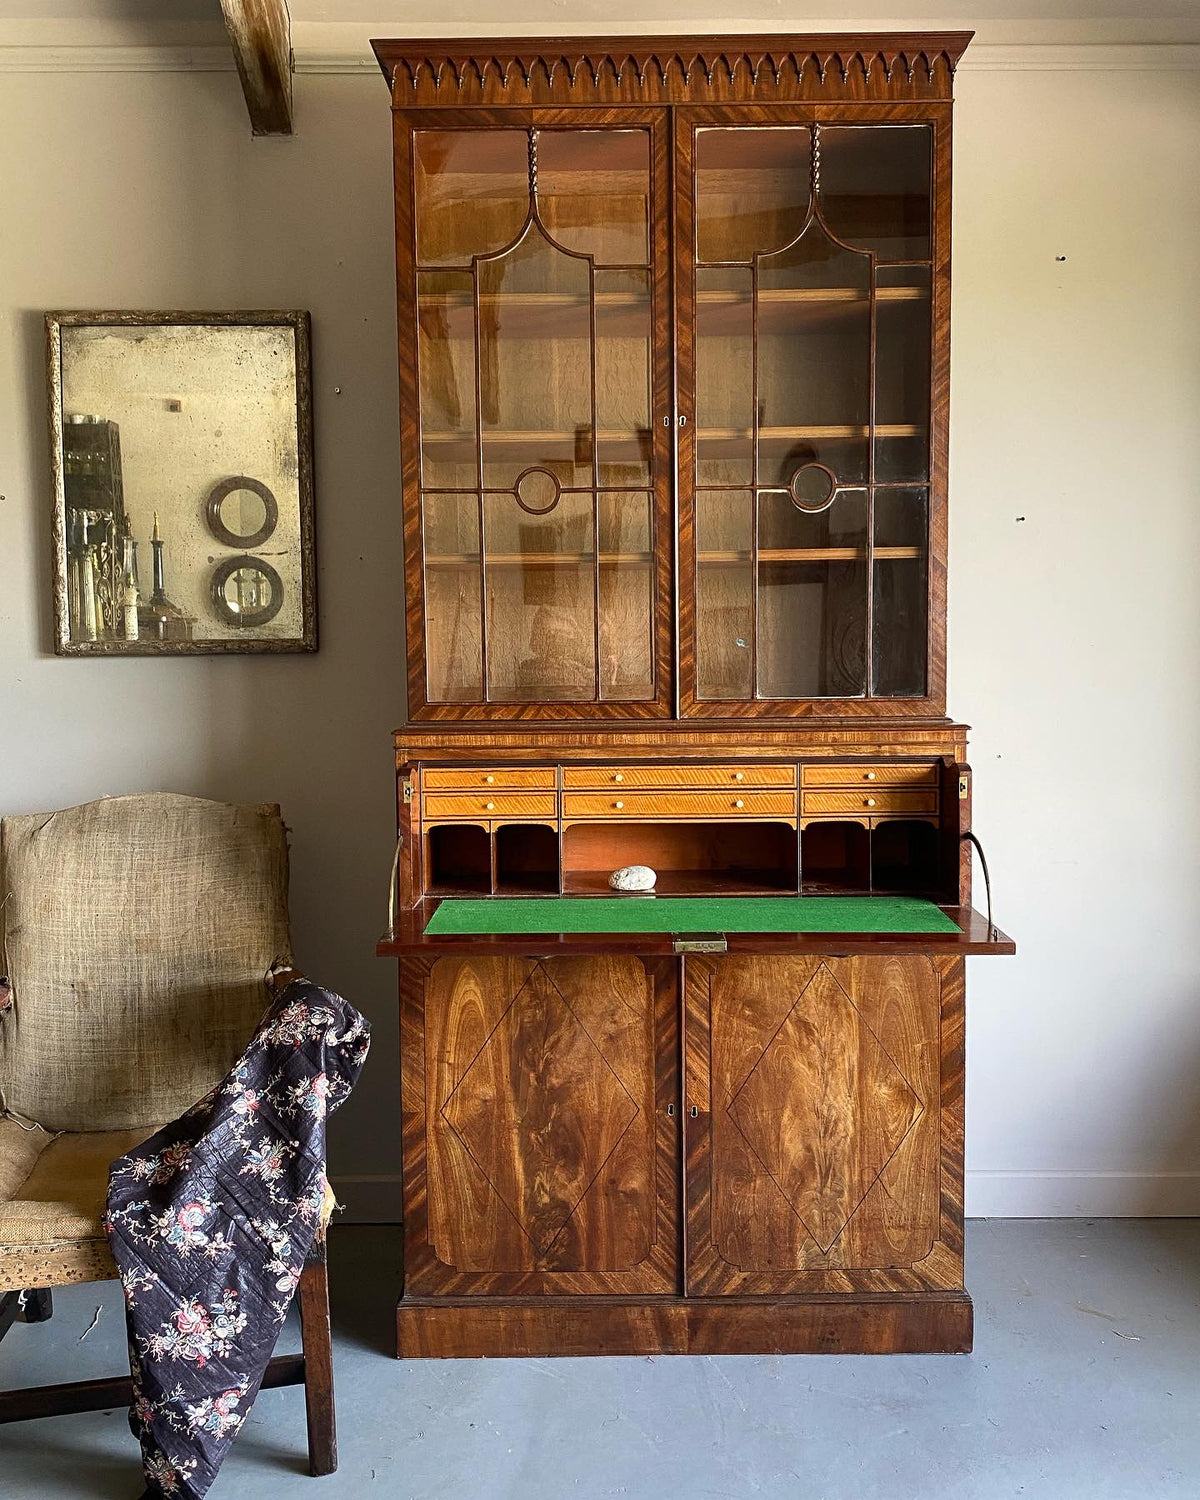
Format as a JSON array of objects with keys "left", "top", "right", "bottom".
[{"left": 673, "top": 933, "right": 728, "bottom": 953}]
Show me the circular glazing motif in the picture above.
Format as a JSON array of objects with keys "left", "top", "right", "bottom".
[
  {"left": 788, "top": 462, "right": 839, "bottom": 513},
  {"left": 513, "top": 466, "right": 561, "bottom": 516}
]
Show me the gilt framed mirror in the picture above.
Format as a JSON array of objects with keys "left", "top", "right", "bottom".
[{"left": 47, "top": 310, "right": 316, "bottom": 654}]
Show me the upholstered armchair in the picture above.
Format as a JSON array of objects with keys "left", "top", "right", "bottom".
[{"left": 0, "top": 792, "right": 337, "bottom": 1473}]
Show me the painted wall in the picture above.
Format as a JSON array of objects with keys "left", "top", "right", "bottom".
[{"left": 1, "top": 28, "right": 1198, "bottom": 1217}]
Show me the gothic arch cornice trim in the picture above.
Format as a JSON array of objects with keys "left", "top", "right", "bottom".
[{"left": 371, "top": 33, "right": 974, "bottom": 106}]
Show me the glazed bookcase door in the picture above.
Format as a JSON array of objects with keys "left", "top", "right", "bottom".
[
  {"left": 676, "top": 107, "right": 949, "bottom": 719},
  {"left": 397, "top": 108, "right": 674, "bottom": 719}
]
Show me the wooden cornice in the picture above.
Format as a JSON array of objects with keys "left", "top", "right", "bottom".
[
  {"left": 219, "top": 0, "right": 293, "bottom": 134},
  {"left": 370, "top": 32, "right": 974, "bottom": 107}
]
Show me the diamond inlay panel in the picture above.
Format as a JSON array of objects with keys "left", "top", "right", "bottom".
[
  {"left": 727, "top": 962, "right": 921, "bottom": 1253},
  {"left": 442, "top": 964, "right": 639, "bottom": 1256}
]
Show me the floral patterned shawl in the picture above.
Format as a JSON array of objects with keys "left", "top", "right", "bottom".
[{"left": 106, "top": 978, "right": 369, "bottom": 1499}]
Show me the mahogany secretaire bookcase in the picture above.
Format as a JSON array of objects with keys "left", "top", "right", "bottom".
[{"left": 373, "top": 32, "right": 1014, "bottom": 1358}]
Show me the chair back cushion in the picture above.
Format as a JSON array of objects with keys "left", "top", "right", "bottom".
[{"left": 0, "top": 793, "right": 291, "bottom": 1132}]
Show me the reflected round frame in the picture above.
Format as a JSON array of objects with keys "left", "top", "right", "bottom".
[
  {"left": 205, "top": 475, "right": 280, "bottom": 548},
  {"left": 209, "top": 555, "right": 285, "bottom": 629}
]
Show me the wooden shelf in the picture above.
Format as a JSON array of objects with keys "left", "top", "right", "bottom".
[
  {"left": 701, "top": 424, "right": 921, "bottom": 442},
  {"left": 424, "top": 428, "right": 648, "bottom": 445},
  {"left": 426, "top": 551, "right": 653, "bottom": 568},
  {"left": 701, "top": 546, "right": 921, "bottom": 564},
  {"left": 422, "top": 424, "right": 920, "bottom": 445},
  {"left": 424, "top": 290, "right": 646, "bottom": 309},
  {"left": 419, "top": 284, "right": 926, "bottom": 338},
  {"left": 421, "top": 286, "right": 925, "bottom": 310},
  {"left": 424, "top": 547, "right": 919, "bottom": 567},
  {"left": 704, "top": 286, "right": 924, "bottom": 307}
]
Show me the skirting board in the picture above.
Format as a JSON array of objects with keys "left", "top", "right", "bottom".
[
  {"left": 966, "top": 1171, "right": 1200, "bottom": 1218},
  {"left": 335, "top": 1173, "right": 1200, "bottom": 1224}
]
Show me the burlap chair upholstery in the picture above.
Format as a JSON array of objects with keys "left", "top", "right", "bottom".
[{"left": 0, "top": 793, "right": 293, "bottom": 1293}]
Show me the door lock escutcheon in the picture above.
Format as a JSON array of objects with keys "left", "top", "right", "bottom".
[{"left": 673, "top": 933, "right": 727, "bottom": 953}]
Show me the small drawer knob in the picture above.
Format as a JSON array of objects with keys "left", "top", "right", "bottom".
[
  {"left": 614, "top": 772, "right": 624, "bottom": 782},
  {"left": 865, "top": 797, "right": 876, "bottom": 808},
  {"left": 865, "top": 771, "right": 876, "bottom": 781},
  {"left": 733, "top": 771, "right": 744, "bottom": 782},
  {"left": 485, "top": 774, "right": 495, "bottom": 784},
  {"left": 485, "top": 801, "right": 495, "bottom": 811},
  {"left": 734, "top": 799, "right": 745, "bottom": 809},
  {"left": 614, "top": 800, "right": 625, "bottom": 810}
]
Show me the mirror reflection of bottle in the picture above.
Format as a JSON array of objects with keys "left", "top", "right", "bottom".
[
  {"left": 122, "top": 531, "right": 139, "bottom": 592},
  {"left": 119, "top": 528, "right": 140, "bottom": 640},
  {"left": 122, "top": 581, "right": 140, "bottom": 641},
  {"left": 79, "top": 515, "right": 98, "bottom": 641},
  {"left": 67, "top": 511, "right": 83, "bottom": 639},
  {"left": 150, "top": 510, "right": 167, "bottom": 605}
]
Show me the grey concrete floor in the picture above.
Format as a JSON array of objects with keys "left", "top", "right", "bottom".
[{"left": 1, "top": 1220, "right": 1197, "bottom": 1500}]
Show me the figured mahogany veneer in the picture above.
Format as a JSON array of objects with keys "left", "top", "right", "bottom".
[
  {"left": 396, "top": 1293, "right": 973, "bottom": 1357},
  {"left": 396, "top": 723, "right": 970, "bottom": 764},
  {"left": 401, "top": 955, "right": 678, "bottom": 1297},
  {"left": 685, "top": 954, "right": 963, "bottom": 1294},
  {"left": 391, "top": 949, "right": 976, "bottom": 1355},
  {"left": 376, "top": 30, "right": 1013, "bottom": 1361}
]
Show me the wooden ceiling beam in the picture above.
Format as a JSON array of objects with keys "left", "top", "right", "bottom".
[{"left": 219, "top": 0, "right": 293, "bottom": 136}]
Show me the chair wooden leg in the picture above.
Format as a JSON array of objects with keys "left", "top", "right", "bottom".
[
  {"left": 297, "top": 1252, "right": 337, "bottom": 1476},
  {"left": 21, "top": 1288, "right": 54, "bottom": 1323},
  {"left": 0, "top": 1288, "right": 52, "bottom": 1346},
  {"left": 0, "top": 1291, "right": 20, "bottom": 1344}
]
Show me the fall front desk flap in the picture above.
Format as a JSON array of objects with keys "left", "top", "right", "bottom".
[{"left": 423, "top": 894, "right": 962, "bottom": 937}]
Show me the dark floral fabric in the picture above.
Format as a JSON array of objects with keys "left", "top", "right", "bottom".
[{"left": 105, "top": 978, "right": 369, "bottom": 1499}]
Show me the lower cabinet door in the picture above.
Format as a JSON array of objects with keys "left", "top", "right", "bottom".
[
  {"left": 400, "top": 954, "right": 679, "bottom": 1295},
  {"left": 684, "top": 954, "right": 964, "bottom": 1295}
]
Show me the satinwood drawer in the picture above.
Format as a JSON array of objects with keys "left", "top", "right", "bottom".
[
  {"left": 563, "top": 764, "right": 796, "bottom": 790},
  {"left": 422, "top": 792, "right": 557, "bottom": 820},
  {"left": 422, "top": 768, "right": 556, "bottom": 791},
  {"left": 563, "top": 790, "right": 797, "bottom": 820},
  {"left": 801, "top": 790, "right": 938, "bottom": 816},
  {"left": 802, "top": 764, "right": 938, "bottom": 788}
]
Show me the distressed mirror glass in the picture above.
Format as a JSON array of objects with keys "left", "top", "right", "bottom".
[{"left": 49, "top": 311, "right": 316, "bottom": 654}]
